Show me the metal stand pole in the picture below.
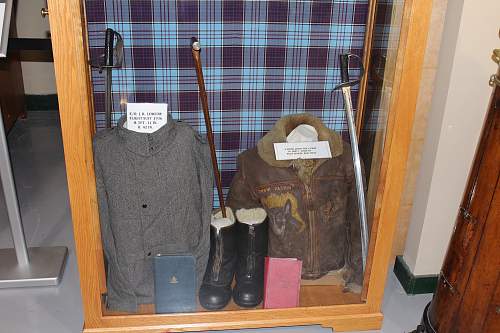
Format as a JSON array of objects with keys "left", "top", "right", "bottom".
[
  {"left": 0, "top": 113, "right": 29, "bottom": 267},
  {"left": 0, "top": 111, "right": 67, "bottom": 288}
]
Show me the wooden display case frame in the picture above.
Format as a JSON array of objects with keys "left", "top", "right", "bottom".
[{"left": 46, "top": 0, "right": 433, "bottom": 331}]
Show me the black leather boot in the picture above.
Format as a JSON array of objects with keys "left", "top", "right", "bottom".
[
  {"left": 233, "top": 208, "right": 268, "bottom": 308},
  {"left": 199, "top": 209, "right": 237, "bottom": 310}
]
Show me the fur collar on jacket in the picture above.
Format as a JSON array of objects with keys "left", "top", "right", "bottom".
[{"left": 257, "top": 113, "right": 343, "bottom": 171}]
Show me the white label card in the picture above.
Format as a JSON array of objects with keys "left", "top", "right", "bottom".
[
  {"left": 126, "top": 103, "right": 168, "bottom": 133},
  {"left": 274, "top": 141, "right": 332, "bottom": 160}
]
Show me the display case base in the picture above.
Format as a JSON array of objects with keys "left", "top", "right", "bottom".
[
  {"left": 83, "top": 312, "right": 383, "bottom": 332},
  {"left": 95, "top": 284, "right": 371, "bottom": 332},
  {"left": 0, "top": 246, "right": 68, "bottom": 288}
]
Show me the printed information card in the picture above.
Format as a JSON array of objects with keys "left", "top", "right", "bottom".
[
  {"left": 126, "top": 103, "right": 168, "bottom": 133},
  {"left": 274, "top": 141, "right": 332, "bottom": 160}
]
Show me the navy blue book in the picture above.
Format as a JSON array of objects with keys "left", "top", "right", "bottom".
[{"left": 154, "top": 255, "right": 196, "bottom": 313}]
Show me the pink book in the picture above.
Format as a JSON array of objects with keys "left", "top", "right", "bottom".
[{"left": 263, "top": 257, "right": 302, "bottom": 309}]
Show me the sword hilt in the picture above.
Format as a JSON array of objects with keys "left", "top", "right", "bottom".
[
  {"left": 104, "top": 28, "right": 114, "bottom": 67},
  {"left": 334, "top": 53, "right": 364, "bottom": 90},
  {"left": 340, "top": 54, "right": 350, "bottom": 83}
]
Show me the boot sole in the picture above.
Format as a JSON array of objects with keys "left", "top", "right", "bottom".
[
  {"left": 199, "top": 301, "right": 230, "bottom": 311},
  {"left": 233, "top": 298, "right": 262, "bottom": 308}
]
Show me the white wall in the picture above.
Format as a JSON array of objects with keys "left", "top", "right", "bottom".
[
  {"left": 16, "top": 0, "right": 56, "bottom": 95},
  {"left": 403, "top": 0, "right": 500, "bottom": 276}
]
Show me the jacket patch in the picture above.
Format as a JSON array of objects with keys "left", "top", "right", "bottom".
[
  {"left": 256, "top": 183, "right": 296, "bottom": 195},
  {"left": 261, "top": 192, "right": 305, "bottom": 234}
]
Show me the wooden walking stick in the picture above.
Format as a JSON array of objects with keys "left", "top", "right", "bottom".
[{"left": 191, "top": 37, "right": 227, "bottom": 218}]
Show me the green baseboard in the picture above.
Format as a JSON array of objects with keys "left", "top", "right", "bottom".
[
  {"left": 393, "top": 255, "right": 438, "bottom": 295},
  {"left": 25, "top": 94, "right": 58, "bottom": 111}
]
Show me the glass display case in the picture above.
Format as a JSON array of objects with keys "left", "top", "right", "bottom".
[{"left": 46, "top": 0, "right": 434, "bottom": 331}]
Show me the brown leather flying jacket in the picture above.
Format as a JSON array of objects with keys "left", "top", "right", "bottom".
[{"left": 227, "top": 113, "right": 363, "bottom": 285}]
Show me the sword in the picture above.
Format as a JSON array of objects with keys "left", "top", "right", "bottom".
[
  {"left": 91, "top": 29, "right": 123, "bottom": 129},
  {"left": 103, "top": 29, "right": 117, "bottom": 129},
  {"left": 334, "top": 53, "right": 369, "bottom": 271}
]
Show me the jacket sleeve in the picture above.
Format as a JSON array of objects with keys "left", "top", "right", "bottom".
[
  {"left": 227, "top": 153, "right": 262, "bottom": 210},
  {"left": 192, "top": 135, "right": 214, "bottom": 288},
  {"left": 94, "top": 147, "right": 137, "bottom": 312},
  {"left": 344, "top": 147, "right": 366, "bottom": 287}
]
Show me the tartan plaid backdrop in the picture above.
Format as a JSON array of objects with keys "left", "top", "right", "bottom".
[{"left": 85, "top": 0, "right": 371, "bottom": 206}]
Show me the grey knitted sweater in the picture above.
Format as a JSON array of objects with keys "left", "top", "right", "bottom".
[{"left": 93, "top": 115, "right": 213, "bottom": 312}]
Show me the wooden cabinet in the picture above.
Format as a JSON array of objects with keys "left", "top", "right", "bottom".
[
  {"left": 0, "top": 52, "right": 25, "bottom": 132},
  {"left": 0, "top": 0, "right": 25, "bottom": 132},
  {"left": 423, "top": 73, "right": 500, "bottom": 333}
]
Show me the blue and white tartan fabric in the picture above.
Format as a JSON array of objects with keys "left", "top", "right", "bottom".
[{"left": 85, "top": 0, "right": 371, "bottom": 205}]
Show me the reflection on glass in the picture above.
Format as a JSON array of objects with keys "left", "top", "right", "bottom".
[
  {"left": 360, "top": 0, "right": 405, "bottom": 231},
  {"left": 82, "top": 0, "right": 406, "bottom": 316}
]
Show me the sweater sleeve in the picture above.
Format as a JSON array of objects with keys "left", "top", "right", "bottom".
[
  {"left": 192, "top": 135, "right": 214, "bottom": 288},
  {"left": 94, "top": 146, "right": 137, "bottom": 312},
  {"left": 94, "top": 155, "right": 112, "bottom": 262}
]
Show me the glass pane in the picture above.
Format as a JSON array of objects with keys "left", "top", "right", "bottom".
[
  {"left": 360, "top": 0, "right": 405, "bottom": 231},
  {"left": 84, "top": 0, "right": 404, "bottom": 315}
]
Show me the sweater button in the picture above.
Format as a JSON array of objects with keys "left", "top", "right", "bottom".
[
  {"left": 147, "top": 252, "right": 152, "bottom": 257},
  {"left": 142, "top": 204, "right": 147, "bottom": 208}
]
